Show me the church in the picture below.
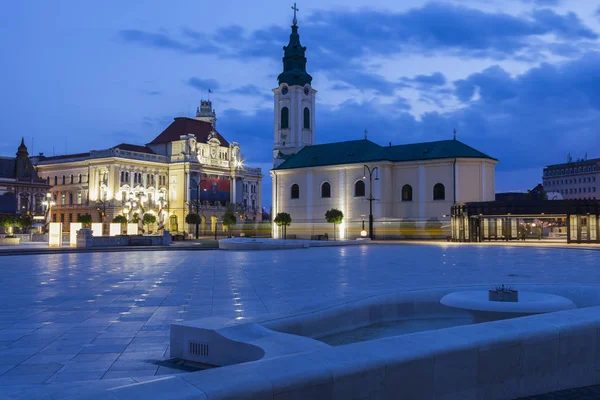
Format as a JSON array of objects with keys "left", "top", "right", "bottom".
[{"left": 270, "top": 13, "right": 497, "bottom": 239}]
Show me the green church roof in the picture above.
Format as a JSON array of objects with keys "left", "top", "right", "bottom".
[{"left": 274, "top": 139, "right": 496, "bottom": 170}]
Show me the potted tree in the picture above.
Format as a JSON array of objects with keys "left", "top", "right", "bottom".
[
  {"left": 112, "top": 215, "right": 128, "bottom": 234},
  {"left": 0, "top": 215, "right": 17, "bottom": 236},
  {"left": 142, "top": 213, "right": 157, "bottom": 234},
  {"left": 78, "top": 213, "right": 93, "bottom": 228},
  {"left": 325, "top": 209, "right": 344, "bottom": 241},
  {"left": 185, "top": 213, "right": 202, "bottom": 239},
  {"left": 16, "top": 214, "right": 33, "bottom": 234},
  {"left": 222, "top": 206, "right": 237, "bottom": 238},
  {"left": 274, "top": 212, "right": 292, "bottom": 239}
]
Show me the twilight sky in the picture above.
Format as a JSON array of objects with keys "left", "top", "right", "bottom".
[{"left": 3, "top": 0, "right": 600, "bottom": 206}]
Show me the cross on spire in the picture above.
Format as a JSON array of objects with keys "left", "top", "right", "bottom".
[
  {"left": 292, "top": 3, "right": 299, "bottom": 25},
  {"left": 453, "top": 128, "right": 457, "bottom": 140},
  {"left": 364, "top": 129, "right": 368, "bottom": 140}
]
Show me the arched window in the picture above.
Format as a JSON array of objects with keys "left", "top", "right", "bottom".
[
  {"left": 54, "top": 176, "right": 57, "bottom": 185},
  {"left": 78, "top": 174, "right": 82, "bottom": 183},
  {"left": 321, "top": 182, "right": 331, "bottom": 198},
  {"left": 402, "top": 184, "right": 413, "bottom": 202},
  {"left": 303, "top": 107, "right": 310, "bottom": 129},
  {"left": 62, "top": 175, "right": 66, "bottom": 185},
  {"left": 433, "top": 183, "right": 445, "bottom": 200},
  {"left": 354, "top": 180, "right": 365, "bottom": 197},
  {"left": 291, "top": 183, "right": 299, "bottom": 199},
  {"left": 281, "top": 107, "right": 289, "bottom": 129}
]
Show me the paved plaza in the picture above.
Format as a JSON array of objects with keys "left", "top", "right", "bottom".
[{"left": 0, "top": 244, "right": 599, "bottom": 393}]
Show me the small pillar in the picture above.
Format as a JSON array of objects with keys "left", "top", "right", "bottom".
[{"left": 76, "top": 228, "right": 93, "bottom": 248}]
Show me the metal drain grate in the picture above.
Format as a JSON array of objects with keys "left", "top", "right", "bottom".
[{"left": 189, "top": 341, "right": 209, "bottom": 357}]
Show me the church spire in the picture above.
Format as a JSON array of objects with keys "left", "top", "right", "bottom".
[
  {"left": 277, "top": 4, "right": 312, "bottom": 87},
  {"left": 16, "top": 137, "right": 28, "bottom": 158}
]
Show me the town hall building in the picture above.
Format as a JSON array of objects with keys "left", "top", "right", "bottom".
[
  {"left": 270, "top": 14, "right": 497, "bottom": 239},
  {"left": 32, "top": 101, "right": 263, "bottom": 235}
]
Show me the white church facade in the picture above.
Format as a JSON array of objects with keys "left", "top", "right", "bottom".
[{"left": 270, "top": 15, "right": 497, "bottom": 239}]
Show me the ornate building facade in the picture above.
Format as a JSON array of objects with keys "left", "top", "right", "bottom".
[
  {"left": 0, "top": 139, "right": 50, "bottom": 217},
  {"left": 543, "top": 157, "right": 599, "bottom": 200},
  {"left": 270, "top": 16, "right": 497, "bottom": 239},
  {"left": 32, "top": 102, "right": 262, "bottom": 233}
]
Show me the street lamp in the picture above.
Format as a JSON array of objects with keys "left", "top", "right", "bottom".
[
  {"left": 362, "top": 165, "right": 379, "bottom": 240},
  {"left": 41, "top": 193, "right": 56, "bottom": 229},
  {"left": 190, "top": 177, "right": 207, "bottom": 239},
  {"left": 96, "top": 188, "right": 107, "bottom": 234}
]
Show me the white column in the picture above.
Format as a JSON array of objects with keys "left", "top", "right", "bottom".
[
  {"left": 454, "top": 161, "right": 460, "bottom": 203},
  {"left": 306, "top": 171, "right": 313, "bottom": 221},
  {"left": 271, "top": 172, "right": 278, "bottom": 238},
  {"left": 373, "top": 168, "right": 381, "bottom": 219},
  {"left": 257, "top": 178, "right": 262, "bottom": 213},
  {"left": 418, "top": 165, "right": 426, "bottom": 219},
  {"left": 231, "top": 175, "right": 237, "bottom": 206},
  {"left": 481, "top": 162, "right": 486, "bottom": 201}
]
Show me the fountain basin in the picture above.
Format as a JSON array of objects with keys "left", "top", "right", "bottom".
[{"left": 441, "top": 290, "right": 576, "bottom": 323}]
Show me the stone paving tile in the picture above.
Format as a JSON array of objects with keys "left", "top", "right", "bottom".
[
  {"left": 45, "top": 370, "right": 105, "bottom": 383},
  {"left": 70, "top": 352, "right": 121, "bottom": 363},
  {"left": 21, "top": 353, "right": 78, "bottom": 365},
  {"left": 519, "top": 385, "right": 600, "bottom": 399},
  {"left": 58, "top": 362, "right": 115, "bottom": 373},
  {"left": 2, "top": 363, "right": 64, "bottom": 376},
  {"left": 0, "top": 365, "right": 17, "bottom": 375},
  {"left": 0, "top": 372, "right": 57, "bottom": 385},
  {"left": 101, "top": 370, "right": 157, "bottom": 380}
]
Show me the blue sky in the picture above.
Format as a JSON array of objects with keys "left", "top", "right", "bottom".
[{"left": 3, "top": 0, "right": 600, "bottom": 207}]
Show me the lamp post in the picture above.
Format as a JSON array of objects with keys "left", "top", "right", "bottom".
[
  {"left": 362, "top": 165, "right": 379, "bottom": 240},
  {"left": 96, "top": 188, "right": 107, "bottom": 234},
  {"left": 41, "top": 193, "right": 55, "bottom": 231},
  {"left": 190, "top": 178, "right": 207, "bottom": 239}
]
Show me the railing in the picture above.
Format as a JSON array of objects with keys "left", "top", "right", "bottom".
[{"left": 54, "top": 203, "right": 91, "bottom": 209}]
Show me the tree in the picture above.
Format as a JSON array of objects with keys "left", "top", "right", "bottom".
[
  {"left": 185, "top": 213, "right": 202, "bottom": 239},
  {"left": 112, "top": 215, "right": 127, "bottom": 224},
  {"left": 222, "top": 206, "right": 237, "bottom": 238},
  {"left": 0, "top": 215, "right": 17, "bottom": 234},
  {"left": 15, "top": 215, "right": 33, "bottom": 233},
  {"left": 143, "top": 213, "right": 156, "bottom": 233},
  {"left": 78, "top": 213, "right": 93, "bottom": 228},
  {"left": 274, "top": 212, "right": 292, "bottom": 239},
  {"left": 325, "top": 209, "right": 344, "bottom": 240}
]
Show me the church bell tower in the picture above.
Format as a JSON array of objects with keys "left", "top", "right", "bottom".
[{"left": 273, "top": 4, "right": 316, "bottom": 168}]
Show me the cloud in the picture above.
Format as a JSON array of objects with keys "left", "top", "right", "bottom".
[
  {"left": 119, "top": 3, "right": 597, "bottom": 96},
  {"left": 520, "top": 0, "right": 561, "bottom": 5},
  {"left": 233, "top": 84, "right": 265, "bottom": 96},
  {"left": 401, "top": 72, "right": 447, "bottom": 93},
  {"left": 120, "top": 3, "right": 597, "bottom": 64},
  {"left": 187, "top": 77, "right": 220, "bottom": 91},
  {"left": 118, "top": 29, "right": 222, "bottom": 54},
  {"left": 445, "top": 52, "right": 600, "bottom": 170}
]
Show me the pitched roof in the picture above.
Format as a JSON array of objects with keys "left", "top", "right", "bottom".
[
  {"left": 36, "top": 152, "right": 91, "bottom": 162},
  {"left": 112, "top": 143, "right": 154, "bottom": 154},
  {"left": 0, "top": 158, "right": 16, "bottom": 179},
  {"left": 148, "top": 117, "right": 230, "bottom": 146},
  {"left": 274, "top": 139, "right": 495, "bottom": 170}
]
